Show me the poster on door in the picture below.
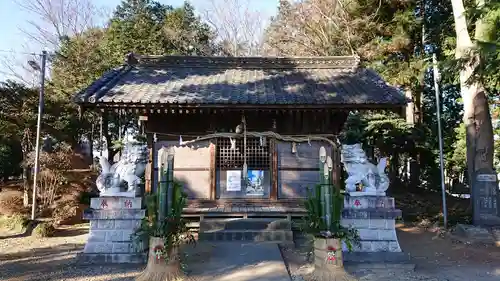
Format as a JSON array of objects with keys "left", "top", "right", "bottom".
[
  {"left": 246, "top": 170, "right": 264, "bottom": 196},
  {"left": 226, "top": 170, "right": 242, "bottom": 191}
]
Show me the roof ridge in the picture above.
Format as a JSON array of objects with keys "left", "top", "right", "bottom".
[
  {"left": 131, "top": 54, "right": 360, "bottom": 69},
  {"left": 87, "top": 66, "right": 132, "bottom": 103},
  {"left": 73, "top": 66, "right": 129, "bottom": 103}
]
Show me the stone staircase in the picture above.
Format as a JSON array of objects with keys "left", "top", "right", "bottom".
[{"left": 198, "top": 218, "right": 293, "bottom": 244}]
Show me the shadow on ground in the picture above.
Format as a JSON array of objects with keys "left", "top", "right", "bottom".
[
  {"left": 0, "top": 222, "right": 143, "bottom": 281},
  {"left": 0, "top": 243, "right": 144, "bottom": 281},
  {"left": 53, "top": 227, "right": 89, "bottom": 237},
  {"left": 1, "top": 241, "right": 290, "bottom": 281},
  {"left": 183, "top": 242, "right": 290, "bottom": 281},
  {"left": 0, "top": 243, "right": 84, "bottom": 261}
]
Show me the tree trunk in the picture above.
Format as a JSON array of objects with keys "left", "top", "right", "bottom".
[
  {"left": 451, "top": 0, "right": 495, "bottom": 207},
  {"left": 136, "top": 237, "right": 187, "bottom": 281},
  {"left": 405, "top": 88, "right": 422, "bottom": 189},
  {"left": 22, "top": 166, "right": 31, "bottom": 207},
  {"left": 21, "top": 128, "right": 32, "bottom": 207}
]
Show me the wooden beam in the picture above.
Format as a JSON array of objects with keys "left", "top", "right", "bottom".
[{"left": 81, "top": 102, "right": 407, "bottom": 112}]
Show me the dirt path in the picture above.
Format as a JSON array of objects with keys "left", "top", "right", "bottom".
[
  {"left": 283, "top": 225, "right": 500, "bottom": 281},
  {"left": 398, "top": 225, "right": 500, "bottom": 281}
]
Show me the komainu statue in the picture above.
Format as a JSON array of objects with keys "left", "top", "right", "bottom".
[
  {"left": 340, "top": 143, "right": 389, "bottom": 196},
  {"left": 96, "top": 140, "right": 148, "bottom": 197}
]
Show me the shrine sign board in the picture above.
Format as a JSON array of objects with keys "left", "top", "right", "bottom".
[{"left": 473, "top": 170, "right": 500, "bottom": 226}]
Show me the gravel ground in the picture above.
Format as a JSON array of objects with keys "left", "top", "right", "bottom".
[
  {"left": 282, "top": 225, "right": 500, "bottom": 281},
  {"left": 1, "top": 223, "right": 499, "bottom": 281},
  {"left": 0, "top": 224, "right": 143, "bottom": 281}
]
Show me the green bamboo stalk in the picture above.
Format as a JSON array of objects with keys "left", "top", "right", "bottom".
[
  {"left": 166, "top": 156, "right": 174, "bottom": 216},
  {"left": 158, "top": 162, "right": 167, "bottom": 223},
  {"left": 319, "top": 159, "right": 326, "bottom": 230},
  {"left": 323, "top": 163, "right": 331, "bottom": 231},
  {"left": 314, "top": 184, "right": 322, "bottom": 227}
]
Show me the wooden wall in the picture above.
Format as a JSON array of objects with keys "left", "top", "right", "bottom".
[
  {"left": 148, "top": 138, "right": 336, "bottom": 200},
  {"left": 277, "top": 141, "right": 332, "bottom": 198},
  {"left": 153, "top": 140, "right": 212, "bottom": 199},
  {"left": 144, "top": 109, "right": 345, "bottom": 200}
]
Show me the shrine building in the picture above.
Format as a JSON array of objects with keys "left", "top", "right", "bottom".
[{"left": 74, "top": 54, "right": 407, "bottom": 219}]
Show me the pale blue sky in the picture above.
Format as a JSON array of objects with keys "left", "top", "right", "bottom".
[{"left": 0, "top": 0, "right": 278, "bottom": 82}]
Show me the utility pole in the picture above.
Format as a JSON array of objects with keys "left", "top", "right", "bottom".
[
  {"left": 432, "top": 51, "right": 448, "bottom": 229},
  {"left": 31, "top": 50, "right": 47, "bottom": 221}
]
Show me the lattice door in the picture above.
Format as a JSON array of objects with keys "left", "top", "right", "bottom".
[{"left": 216, "top": 137, "right": 270, "bottom": 170}]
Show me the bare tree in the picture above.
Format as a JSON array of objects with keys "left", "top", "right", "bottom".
[
  {"left": 1, "top": 0, "right": 107, "bottom": 83},
  {"left": 15, "top": 0, "right": 104, "bottom": 50},
  {"left": 201, "top": 0, "right": 266, "bottom": 56},
  {"left": 0, "top": 50, "right": 41, "bottom": 85},
  {"left": 1, "top": 0, "right": 108, "bottom": 203},
  {"left": 262, "top": 0, "right": 359, "bottom": 57},
  {"left": 450, "top": 0, "right": 495, "bottom": 208}
]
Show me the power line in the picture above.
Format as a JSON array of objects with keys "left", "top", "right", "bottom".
[{"left": 0, "top": 49, "right": 39, "bottom": 56}]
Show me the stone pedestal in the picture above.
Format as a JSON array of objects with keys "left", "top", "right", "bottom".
[
  {"left": 341, "top": 195, "right": 412, "bottom": 266},
  {"left": 78, "top": 197, "right": 147, "bottom": 264}
]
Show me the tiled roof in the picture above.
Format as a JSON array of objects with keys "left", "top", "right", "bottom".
[{"left": 73, "top": 55, "right": 407, "bottom": 108}]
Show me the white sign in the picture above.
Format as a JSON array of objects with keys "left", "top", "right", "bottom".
[
  {"left": 226, "top": 170, "right": 242, "bottom": 191},
  {"left": 476, "top": 174, "right": 497, "bottom": 182}
]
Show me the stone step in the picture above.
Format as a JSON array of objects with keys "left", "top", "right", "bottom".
[
  {"left": 198, "top": 230, "right": 294, "bottom": 243},
  {"left": 76, "top": 253, "right": 147, "bottom": 264},
  {"left": 199, "top": 218, "right": 292, "bottom": 232},
  {"left": 452, "top": 224, "right": 498, "bottom": 245}
]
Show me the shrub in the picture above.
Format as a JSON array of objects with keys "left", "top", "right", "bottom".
[
  {"left": 33, "top": 222, "right": 56, "bottom": 238},
  {"left": 24, "top": 144, "right": 72, "bottom": 213},
  {"left": 0, "top": 193, "right": 29, "bottom": 216},
  {"left": 52, "top": 200, "right": 86, "bottom": 225},
  {"left": 0, "top": 213, "right": 29, "bottom": 232}
]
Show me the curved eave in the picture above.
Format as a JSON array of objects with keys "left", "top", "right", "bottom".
[{"left": 76, "top": 101, "right": 407, "bottom": 111}]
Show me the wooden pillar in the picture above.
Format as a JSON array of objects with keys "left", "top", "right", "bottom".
[
  {"left": 270, "top": 138, "right": 278, "bottom": 200},
  {"left": 209, "top": 141, "right": 217, "bottom": 200},
  {"left": 331, "top": 143, "right": 342, "bottom": 188},
  {"left": 145, "top": 132, "right": 154, "bottom": 194},
  {"left": 328, "top": 110, "right": 342, "bottom": 188}
]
